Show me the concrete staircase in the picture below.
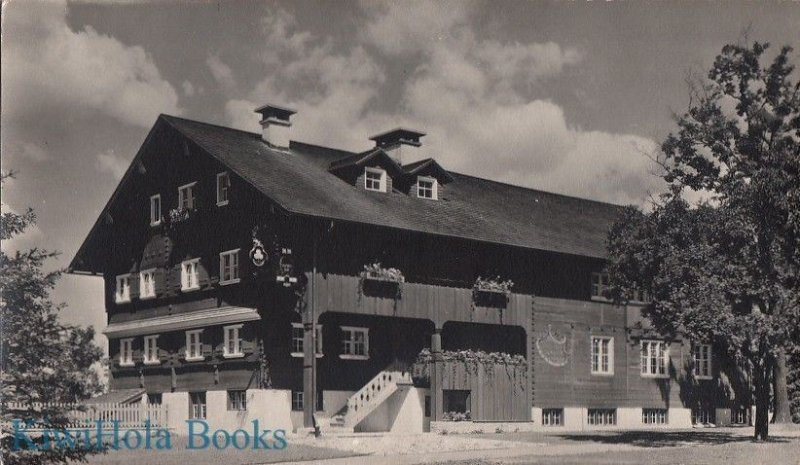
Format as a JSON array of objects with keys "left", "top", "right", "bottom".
[{"left": 324, "top": 369, "right": 412, "bottom": 432}]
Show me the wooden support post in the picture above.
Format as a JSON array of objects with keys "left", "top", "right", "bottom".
[
  {"left": 303, "top": 235, "right": 318, "bottom": 429},
  {"left": 430, "top": 327, "right": 444, "bottom": 421}
]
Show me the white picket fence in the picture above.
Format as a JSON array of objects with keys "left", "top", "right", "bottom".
[{"left": 4, "top": 402, "right": 168, "bottom": 429}]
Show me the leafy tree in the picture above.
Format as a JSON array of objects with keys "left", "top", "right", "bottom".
[
  {"left": 1, "top": 172, "right": 104, "bottom": 464},
  {"left": 789, "top": 346, "right": 800, "bottom": 423},
  {"left": 607, "top": 42, "right": 800, "bottom": 440}
]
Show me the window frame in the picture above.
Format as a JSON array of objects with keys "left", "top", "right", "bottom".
[
  {"left": 590, "top": 272, "right": 610, "bottom": 301},
  {"left": 178, "top": 182, "right": 197, "bottom": 210},
  {"left": 115, "top": 274, "right": 132, "bottom": 304},
  {"left": 227, "top": 390, "right": 247, "bottom": 411},
  {"left": 590, "top": 335, "right": 614, "bottom": 376},
  {"left": 139, "top": 268, "right": 157, "bottom": 300},
  {"left": 587, "top": 408, "right": 617, "bottom": 426},
  {"left": 223, "top": 324, "right": 244, "bottom": 359},
  {"left": 340, "top": 326, "right": 369, "bottom": 360},
  {"left": 150, "top": 194, "right": 162, "bottom": 226},
  {"left": 542, "top": 408, "right": 564, "bottom": 427},
  {"left": 185, "top": 329, "right": 204, "bottom": 362},
  {"left": 642, "top": 408, "right": 668, "bottom": 425},
  {"left": 216, "top": 172, "right": 230, "bottom": 206},
  {"left": 292, "top": 391, "right": 304, "bottom": 411},
  {"left": 181, "top": 258, "right": 201, "bottom": 292},
  {"left": 189, "top": 391, "right": 207, "bottom": 419},
  {"left": 143, "top": 335, "right": 160, "bottom": 365},
  {"left": 364, "top": 167, "right": 387, "bottom": 192},
  {"left": 290, "top": 323, "right": 323, "bottom": 358},
  {"left": 416, "top": 176, "right": 438, "bottom": 200},
  {"left": 119, "top": 338, "right": 134, "bottom": 367},
  {"left": 640, "top": 340, "right": 670, "bottom": 378},
  {"left": 693, "top": 343, "right": 713, "bottom": 380},
  {"left": 219, "top": 249, "right": 241, "bottom": 285}
]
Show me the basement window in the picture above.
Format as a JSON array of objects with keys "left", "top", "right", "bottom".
[
  {"left": 292, "top": 391, "right": 304, "bottom": 411},
  {"left": 542, "top": 408, "right": 564, "bottom": 426},
  {"left": 642, "top": 408, "right": 668, "bottom": 425},
  {"left": 227, "top": 390, "right": 247, "bottom": 411},
  {"left": 416, "top": 176, "right": 438, "bottom": 200},
  {"left": 588, "top": 408, "right": 617, "bottom": 426},
  {"left": 364, "top": 167, "right": 386, "bottom": 192}
]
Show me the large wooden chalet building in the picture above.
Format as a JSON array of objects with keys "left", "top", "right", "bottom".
[{"left": 69, "top": 105, "right": 751, "bottom": 433}]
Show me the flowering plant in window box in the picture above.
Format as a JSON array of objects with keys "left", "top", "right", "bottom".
[
  {"left": 473, "top": 276, "right": 514, "bottom": 294},
  {"left": 167, "top": 207, "right": 191, "bottom": 224},
  {"left": 361, "top": 262, "right": 405, "bottom": 283},
  {"left": 359, "top": 262, "right": 404, "bottom": 300}
]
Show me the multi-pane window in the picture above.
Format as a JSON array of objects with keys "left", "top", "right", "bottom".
[
  {"left": 216, "top": 172, "right": 230, "bottom": 206},
  {"left": 189, "top": 392, "right": 207, "bottom": 419},
  {"left": 693, "top": 343, "right": 712, "bottom": 379},
  {"left": 542, "top": 408, "right": 564, "bottom": 426},
  {"left": 150, "top": 194, "right": 161, "bottom": 226},
  {"left": 292, "top": 391, "right": 304, "bottom": 411},
  {"left": 143, "top": 335, "right": 159, "bottom": 365},
  {"left": 185, "top": 329, "right": 204, "bottom": 361},
  {"left": 139, "top": 269, "right": 156, "bottom": 299},
  {"left": 640, "top": 340, "right": 669, "bottom": 377},
  {"left": 223, "top": 324, "right": 243, "bottom": 358},
  {"left": 227, "top": 390, "right": 247, "bottom": 411},
  {"left": 181, "top": 258, "right": 200, "bottom": 291},
  {"left": 119, "top": 338, "right": 134, "bottom": 366},
  {"left": 219, "top": 249, "right": 240, "bottom": 285},
  {"left": 364, "top": 168, "right": 386, "bottom": 192},
  {"left": 417, "top": 176, "right": 437, "bottom": 199},
  {"left": 340, "top": 326, "right": 368, "bottom": 359},
  {"left": 642, "top": 408, "right": 668, "bottom": 425},
  {"left": 692, "top": 408, "right": 715, "bottom": 425},
  {"left": 591, "top": 336, "right": 614, "bottom": 375},
  {"left": 587, "top": 408, "right": 617, "bottom": 426},
  {"left": 115, "top": 274, "right": 131, "bottom": 303},
  {"left": 590, "top": 272, "right": 610, "bottom": 300},
  {"left": 178, "top": 182, "right": 196, "bottom": 210},
  {"left": 290, "top": 323, "right": 323, "bottom": 357}
]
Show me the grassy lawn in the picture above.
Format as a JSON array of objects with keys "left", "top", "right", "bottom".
[{"left": 74, "top": 435, "right": 361, "bottom": 465}]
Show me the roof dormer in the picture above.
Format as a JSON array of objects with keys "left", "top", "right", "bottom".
[
  {"left": 402, "top": 158, "right": 453, "bottom": 200},
  {"left": 329, "top": 149, "right": 404, "bottom": 193}
]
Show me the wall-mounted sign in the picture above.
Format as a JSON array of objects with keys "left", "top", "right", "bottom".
[{"left": 250, "top": 238, "right": 268, "bottom": 267}]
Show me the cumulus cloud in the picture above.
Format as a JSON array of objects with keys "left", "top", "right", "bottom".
[
  {"left": 227, "top": 5, "right": 661, "bottom": 206},
  {"left": 206, "top": 55, "right": 236, "bottom": 90},
  {"left": 2, "top": 1, "right": 181, "bottom": 129},
  {"left": 95, "top": 150, "right": 129, "bottom": 180},
  {"left": 182, "top": 80, "right": 196, "bottom": 97}
]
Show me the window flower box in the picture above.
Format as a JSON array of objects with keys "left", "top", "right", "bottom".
[
  {"left": 473, "top": 276, "right": 514, "bottom": 294},
  {"left": 359, "top": 263, "right": 404, "bottom": 299}
]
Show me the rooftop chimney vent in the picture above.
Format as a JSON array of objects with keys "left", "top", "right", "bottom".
[
  {"left": 255, "top": 104, "right": 296, "bottom": 149},
  {"left": 369, "top": 128, "right": 425, "bottom": 165}
]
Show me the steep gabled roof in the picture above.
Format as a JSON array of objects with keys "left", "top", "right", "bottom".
[
  {"left": 403, "top": 158, "right": 455, "bottom": 183},
  {"left": 71, "top": 114, "right": 625, "bottom": 272}
]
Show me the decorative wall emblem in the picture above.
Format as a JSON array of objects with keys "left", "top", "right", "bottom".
[
  {"left": 250, "top": 238, "right": 268, "bottom": 267},
  {"left": 535, "top": 324, "right": 573, "bottom": 367}
]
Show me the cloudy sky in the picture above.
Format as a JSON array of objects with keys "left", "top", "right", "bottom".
[{"left": 2, "top": 0, "right": 798, "bottom": 351}]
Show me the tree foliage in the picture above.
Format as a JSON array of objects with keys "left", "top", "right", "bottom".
[
  {"left": 607, "top": 42, "right": 800, "bottom": 440},
  {"left": 1, "top": 172, "right": 104, "bottom": 464}
]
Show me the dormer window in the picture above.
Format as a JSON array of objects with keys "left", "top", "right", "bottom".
[
  {"left": 364, "top": 167, "right": 387, "bottom": 192},
  {"left": 417, "top": 176, "right": 438, "bottom": 200},
  {"left": 178, "top": 182, "right": 196, "bottom": 210}
]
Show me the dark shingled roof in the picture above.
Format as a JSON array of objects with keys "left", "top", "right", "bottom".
[{"left": 157, "top": 115, "right": 623, "bottom": 259}]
